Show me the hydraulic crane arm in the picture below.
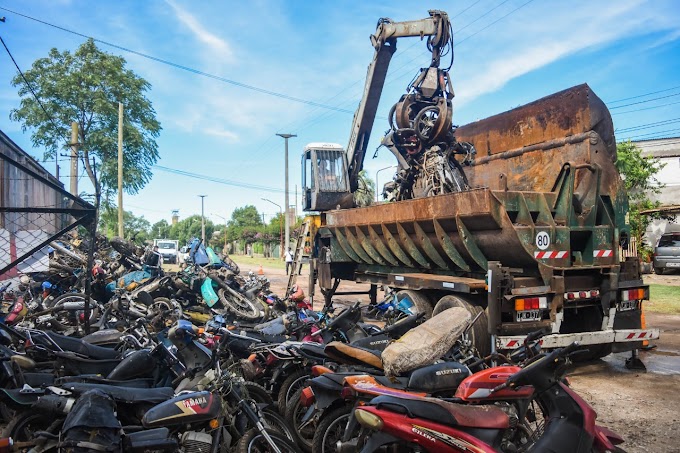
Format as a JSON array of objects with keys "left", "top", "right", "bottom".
[{"left": 346, "top": 10, "right": 451, "bottom": 192}]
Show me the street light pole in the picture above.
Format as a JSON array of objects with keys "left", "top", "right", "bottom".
[
  {"left": 375, "top": 165, "right": 397, "bottom": 202},
  {"left": 276, "top": 133, "right": 296, "bottom": 252},
  {"left": 262, "top": 198, "right": 283, "bottom": 259},
  {"left": 198, "top": 195, "right": 207, "bottom": 243}
]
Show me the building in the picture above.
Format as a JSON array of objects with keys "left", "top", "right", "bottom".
[{"left": 633, "top": 137, "right": 680, "bottom": 248}]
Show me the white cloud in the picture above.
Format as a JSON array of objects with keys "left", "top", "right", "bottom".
[
  {"left": 164, "top": 0, "right": 234, "bottom": 62},
  {"left": 203, "top": 128, "right": 239, "bottom": 142}
]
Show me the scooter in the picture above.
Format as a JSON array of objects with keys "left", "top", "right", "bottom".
[{"left": 353, "top": 342, "right": 626, "bottom": 453}]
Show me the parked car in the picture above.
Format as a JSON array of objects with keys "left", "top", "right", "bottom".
[
  {"left": 653, "top": 232, "right": 680, "bottom": 274},
  {"left": 178, "top": 245, "right": 190, "bottom": 264}
]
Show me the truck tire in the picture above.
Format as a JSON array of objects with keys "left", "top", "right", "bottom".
[
  {"left": 396, "top": 290, "right": 433, "bottom": 319},
  {"left": 433, "top": 295, "right": 490, "bottom": 356}
]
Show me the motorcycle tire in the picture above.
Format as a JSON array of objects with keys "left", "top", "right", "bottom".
[
  {"left": 284, "top": 387, "right": 314, "bottom": 452},
  {"left": 262, "top": 408, "right": 296, "bottom": 442},
  {"left": 236, "top": 428, "right": 302, "bottom": 453},
  {"left": 2, "top": 411, "right": 56, "bottom": 441},
  {"left": 217, "top": 287, "right": 261, "bottom": 321},
  {"left": 46, "top": 291, "right": 87, "bottom": 309},
  {"left": 110, "top": 236, "right": 138, "bottom": 258},
  {"left": 244, "top": 381, "right": 273, "bottom": 406},
  {"left": 395, "top": 290, "right": 433, "bottom": 319},
  {"left": 312, "top": 405, "right": 355, "bottom": 453},
  {"left": 276, "top": 368, "right": 311, "bottom": 415}
]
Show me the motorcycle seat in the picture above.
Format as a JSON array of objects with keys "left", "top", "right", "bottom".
[
  {"left": 324, "top": 341, "right": 383, "bottom": 370},
  {"left": 371, "top": 395, "right": 510, "bottom": 429},
  {"left": 45, "top": 331, "right": 119, "bottom": 360},
  {"left": 56, "top": 375, "right": 154, "bottom": 388},
  {"left": 60, "top": 382, "right": 174, "bottom": 404},
  {"left": 297, "top": 342, "right": 328, "bottom": 361}
]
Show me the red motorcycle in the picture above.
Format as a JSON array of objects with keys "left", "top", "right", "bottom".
[{"left": 352, "top": 342, "right": 626, "bottom": 453}]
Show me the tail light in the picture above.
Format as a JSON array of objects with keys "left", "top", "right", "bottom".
[
  {"left": 300, "top": 386, "right": 315, "bottom": 407},
  {"left": 514, "top": 297, "right": 548, "bottom": 311},
  {"left": 341, "top": 386, "right": 357, "bottom": 400},
  {"left": 311, "top": 365, "right": 332, "bottom": 376},
  {"left": 621, "top": 288, "right": 648, "bottom": 301},
  {"left": 354, "top": 409, "right": 384, "bottom": 430}
]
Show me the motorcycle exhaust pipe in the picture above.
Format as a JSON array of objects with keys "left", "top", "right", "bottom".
[{"left": 34, "top": 395, "right": 76, "bottom": 415}]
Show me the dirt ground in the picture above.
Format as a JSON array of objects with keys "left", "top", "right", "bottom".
[{"left": 198, "top": 260, "right": 680, "bottom": 452}]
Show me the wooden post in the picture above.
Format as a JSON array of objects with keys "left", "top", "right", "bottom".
[{"left": 117, "top": 102, "right": 124, "bottom": 237}]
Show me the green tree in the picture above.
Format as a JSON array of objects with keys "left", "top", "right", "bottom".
[
  {"left": 10, "top": 38, "right": 161, "bottom": 215},
  {"left": 354, "top": 169, "right": 375, "bottom": 207},
  {"left": 168, "top": 215, "right": 215, "bottom": 247},
  {"left": 615, "top": 140, "right": 666, "bottom": 257},
  {"left": 98, "top": 203, "right": 151, "bottom": 244},
  {"left": 151, "top": 219, "right": 171, "bottom": 239},
  {"left": 227, "top": 205, "right": 263, "bottom": 242}
]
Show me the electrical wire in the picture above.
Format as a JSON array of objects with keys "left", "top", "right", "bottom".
[
  {"left": 154, "top": 165, "right": 284, "bottom": 193},
  {"left": 457, "top": 0, "right": 536, "bottom": 46},
  {"left": 612, "top": 100, "right": 680, "bottom": 115},
  {"left": 608, "top": 85, "right": 680, "bottom": 104},
  {"left": 609, "top": 91, "right": 680, "bottom": 109},
  {"left": 0, "top": 6, "right": 356, "bottom": 115},
  {"left": 619, "top": 126, "right": 680, "bottom": 141}
]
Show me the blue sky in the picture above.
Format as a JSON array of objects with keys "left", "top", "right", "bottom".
[{"left": 1, "top": 0, "right": 679, "bottom": 227}]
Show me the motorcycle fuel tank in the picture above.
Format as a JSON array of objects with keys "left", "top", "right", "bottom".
[
  {"left": 107, "top": 349, "right": 157, "bottom": 381},
  {"left": 142, "top": 391, "right": 221, "bottom": 428}
]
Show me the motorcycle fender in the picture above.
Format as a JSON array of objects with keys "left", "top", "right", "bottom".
[
  {"left": 142, "top": 391, "right": 220, "bottom": 428},
  {"left": 312, "top": 386, "right": 341, "bottom": 412},
  {"left": 107, "top": 349, "right": 157, "bottom": 381},
  {"left": 593, "top": 424, "right": 624, "bottom": 451},
  {"left": 201, "top": 279, "right": 219, "bottom": 308}
]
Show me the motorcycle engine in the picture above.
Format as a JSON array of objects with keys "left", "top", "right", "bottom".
[{"left": 180, "top": 431, "right": 214, "bottom": 453}]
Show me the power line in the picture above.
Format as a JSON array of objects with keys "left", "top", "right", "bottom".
[
  {"left": 608, "top": 84, "right": 680, "bottom": 104},
  {"left": 616, "top": 117, "right": 680, "bottom": 133},
  {"left": 609, "top": 91, "right": 680, "bottom": 109},
  {"left": 612, "top": 100, "right": 680, "bottom": 115},
  {"left": 457, "top": 0, "right": 536, "bottom": 46},
  {"left": 154, "top": 165, "right": 284, "bottom": 193},
  {"left": 620, "top": 127, "right": 680, "bottom": 141},
  {"left": 0, "top": 6, "right": 356, "bottom": 115}
]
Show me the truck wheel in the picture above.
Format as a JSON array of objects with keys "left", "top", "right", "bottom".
[
  {"left": 396, "top": 290, "right": 433, "bottom": 319},
  {"left": 433, "top": 295, "right": 490, "bottom": 356}
]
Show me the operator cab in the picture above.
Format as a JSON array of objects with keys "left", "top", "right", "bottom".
[{"left": 302, "top": 143, "right": 354, "bottom": 211}]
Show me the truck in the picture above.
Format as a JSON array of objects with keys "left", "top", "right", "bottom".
[
  {"left": 153, "top": 239, "right": 179, "bottom": 264},
  {"left": 300, "top": 10, "right": 658, "bottom": 364}
]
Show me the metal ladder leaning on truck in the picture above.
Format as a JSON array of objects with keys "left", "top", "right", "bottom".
[{"left": 299, "top": 9, "right": 659, "bottom": 367}]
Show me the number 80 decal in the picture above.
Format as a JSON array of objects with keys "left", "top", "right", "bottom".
[{"left": 536, "top": 231, "right": 550, "bottom": 250}]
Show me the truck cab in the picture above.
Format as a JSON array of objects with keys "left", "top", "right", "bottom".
[
  {"left": 302, "top": 143, "right": 353, "bottom": 212},
  {"left": 154, "top": 239, "right": 179, "bottom": 264}
]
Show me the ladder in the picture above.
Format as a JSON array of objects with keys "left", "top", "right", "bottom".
[{"left": 286, "top": 219, "right": 310, "bottom": 295}]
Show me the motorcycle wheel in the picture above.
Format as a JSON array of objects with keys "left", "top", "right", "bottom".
[
  {"left": 261, "top": 408, "right": 296, "bottom": 441},
  {"left": 2, "top": 411, "right": 55, "bottom": 441},
  {"left": 244, "top": 381, "right": 273, "bottom": 406},
  {"left": 284, "top": 387, "right": 314, "bottom": 452},
  {"left": 276, "top": 369, "right": 311, "bottom": 415},
  {"left": 110, "top": 236, "right": 138, "bottom": 258},
  {"left": 217, "top": 288, "right": 261, "bottom": 321},
  {"left": 312, "top": 405, "right": 355, "bottom": 453},
  {"left": 236, "top": 428, "right": 302, "bottom": 453}
]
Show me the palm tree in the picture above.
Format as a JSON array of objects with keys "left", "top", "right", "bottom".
[{"left": 354, "top": 170, "right": 376, "bottom": 207}]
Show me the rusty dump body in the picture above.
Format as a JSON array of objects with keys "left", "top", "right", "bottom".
[
  {"left": 320, "top": 84, "right": 628, "bottom": 287},
  {"left": 310, "top": 84, "right": 651, "bottom": 345}
]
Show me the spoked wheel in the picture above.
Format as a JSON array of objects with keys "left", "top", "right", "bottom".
[
  {"left": 312, "top": 406, "right": 356, "bottom": 453},
  {"left": 236, "top": 428, "right": 302, "bottom": 453},
  {"left": 217, "top": 288, "right": 261, "bottom": 321},
  {"left": 284, "top": 388, "right": 314, "bottom": 452},
  {"left": 414, "top": 105, "right": 444, "bottom": 142},
  {"left": 2, "top": 412, "right": 55, "bottom": 442},
  {"left": 277, "top": 369, "right": 311, "bottom": 414}
]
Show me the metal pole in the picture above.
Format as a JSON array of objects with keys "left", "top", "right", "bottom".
[
  {"left": 262, "top": 198, "right": 283, "bottom": 259},
  {"left": 375, "top": 165, "right": 397, "bottom": 202},
  {"left": 69, "top": 122, "right": 79, "bottom": 196},
  {"left": 117, "top": 102, "right": 124, "bottom": 237},
  {"left": 276, "top": 133, "right": 296, "bottom": 252},
  {"left": 199, "top": 195, "right": 207, "bottom": 243}
]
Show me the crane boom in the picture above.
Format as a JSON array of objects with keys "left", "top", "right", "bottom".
[{"left": 346, "top": 10, "right": 451, "bottom": 192}]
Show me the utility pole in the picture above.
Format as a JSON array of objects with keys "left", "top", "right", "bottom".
[
  {"left": 262, "top": 198, "right": 283, "bottom": 259},
  {"left": 198, "top": 195, "right": 207, "bottom": 243},
  {"left": 276, "top": 133, "right": 296, "bottom": 251},
  {"left": 117, "top": 103, "right": 124, "bottom": 237},
  {"left": 69, "top": 122, "right": 79, "bottom": 196}
]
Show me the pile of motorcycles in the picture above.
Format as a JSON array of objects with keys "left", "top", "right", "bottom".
[{"left": 0, "top": 234, "right": 628, "bottom": 452}]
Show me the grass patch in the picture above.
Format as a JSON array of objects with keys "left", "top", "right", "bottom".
[
  {"left": 646, "top": 284, "right": 680, "bottom": 314},
  {"left": 229, "top": 254, "right": 286, "bottom": 270}
]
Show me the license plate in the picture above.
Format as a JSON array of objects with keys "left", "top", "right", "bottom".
[
  {"left": 619, "top": 300, "right": 637, "bottom": 311},
  {"left": 516, "top": 310, "right": 540, "bottom": 322},
  {"left": 667, "top": 262, "right": 680, "bottom": 268}
]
